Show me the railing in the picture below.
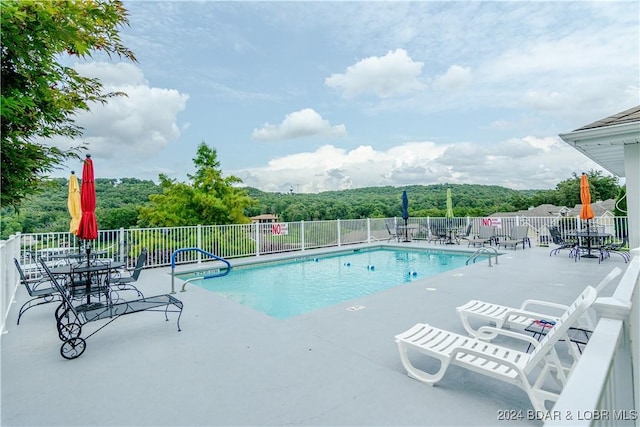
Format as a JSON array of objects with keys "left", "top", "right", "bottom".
[
  {"left": 466, "top": 246, "right": 499, "bottom": 267},
  {"left": 546, "top": 251, "right": 639, "bottom": 427},
  {"left": 12, "top": 215, "right": 630, "bottom": 269},
  {"left": 169, "top": 247, "right": 231, "bottom": 294}
]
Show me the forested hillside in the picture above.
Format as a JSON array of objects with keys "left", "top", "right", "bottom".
[
  {"left": 244, "top": 184, "right": 535, "bottom": 221},
  {"left": 0, "top": 170, "right": 622, "bottom": 239}
]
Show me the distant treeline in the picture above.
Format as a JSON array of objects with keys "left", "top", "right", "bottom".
[{"left": 0, "top": 171, "right": 623, "bottom": 239}]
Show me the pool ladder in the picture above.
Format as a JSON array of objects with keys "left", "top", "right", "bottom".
[
  {"left": 170, "top": 248, "right": 232, "bottom": 293},
  {"left": 466, "top": 246, "right": 499, "bottom": 267}
]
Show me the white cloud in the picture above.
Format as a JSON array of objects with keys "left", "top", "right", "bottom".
[
  {"left": 252, "top": 108, "right": 346, "bottom": 141},
  {"left": 433, "top": 65, "right": 472, "bottom": 90},
  {"left": 325, "top": 49, "right": 426, "bottom": 98},
  {"left": 49, "top": 62, "right": 189, "bottom": 174},
  {"left": 235, "top": 136, "right": 602, "bottom": 192}
]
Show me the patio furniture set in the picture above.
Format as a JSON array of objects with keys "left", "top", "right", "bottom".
[
  {"left": 548, "top": 226, "right": 630, "bottom": 263},
  {"left": 13, "top": 248, "right": 183, "bottom": 360}
]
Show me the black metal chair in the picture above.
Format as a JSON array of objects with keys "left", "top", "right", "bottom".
[
  {"left": 67, "top": 259, "right": 114, "bottom": 305},
  {"left": 109, "top": 248, "right": 147, "bottom": 296},
  {"left": 14, "top": 258, "right": 63, "bottom": 325},
  {"left": 600, "top": 236, "right": 630, "bottom": 263},
  {"left": 549, "top": 226, "right": 578, "bottom": 258}
]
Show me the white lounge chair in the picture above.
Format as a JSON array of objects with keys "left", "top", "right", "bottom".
[
  {"left": 395, "top": 286, "right": 597, "bottom": 412},
  {"left": 455, "top": 267, "right": 621, "bottom": 339}
]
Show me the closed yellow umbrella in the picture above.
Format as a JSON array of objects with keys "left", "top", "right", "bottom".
[{"left": 68, "top": 171, "right": 82, "bottom": 234}]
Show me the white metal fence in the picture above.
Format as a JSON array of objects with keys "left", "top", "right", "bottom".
[{"left": 9, "top": 215, "right": 631, "bottom": 272}]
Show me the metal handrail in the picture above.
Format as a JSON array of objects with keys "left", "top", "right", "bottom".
[
  {"left": 615, "top": 192, "right": 627, "bottom": 213},
  {"left": 466, "top": 246, "right": 499, "bottom": 267},
  {"left": 170, "top": 247, "right": 231, "bottom": 293}
]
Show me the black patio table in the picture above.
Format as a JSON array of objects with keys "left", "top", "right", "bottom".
[
  {"left": 50, "top": 250, "right": 109, "bottom": 263},
  {"left": 397, "top": 225, "right": 418, "bottom": 242},
  {"left": 567, "top": 231, "right": 611, "bottom": 259},
  {"left": 49, "top": 261, "right": 125, "bottom": 304}
]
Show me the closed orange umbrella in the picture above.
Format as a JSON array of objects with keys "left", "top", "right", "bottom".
[
  {"left": 579, "top": 173, "right": 594, "bottom": 220},
  {"left": 580, "top": 173, "right": 597, "bottom": 258}
]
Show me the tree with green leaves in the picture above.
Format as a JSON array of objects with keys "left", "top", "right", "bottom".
[
  {"left": 554, "top": 170, "right": 619, "bottom": 207},
  {"left": 1, "top": 0, "right": 136, "bottom": 208},
  {"left": 138, "top": 143, "right": 256, "bottom": 227}
]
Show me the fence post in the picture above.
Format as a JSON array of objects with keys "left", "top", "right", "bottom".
[
  {"left": 118, "top": 228, "right": 125, "bottom": 262},
  {"left": 367, "top": 218, "right": 371, "bottom": 243},
  {"left": 197, "top": 224, "right": 202, "bottom": 264},
  {"left": 337, "top": 219, "right": 341, "bottom": 247},
  {"left": 301, "top": 221, "right": 305, "bottom": 251},
  {"left": 255, "top": 223, "right": 260, "bottom": 257},
  {"left": 1, "top": 233, "right": 21, "bottom": 335}
]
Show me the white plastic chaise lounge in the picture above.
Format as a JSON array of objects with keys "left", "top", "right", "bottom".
[
  {"left": 455, "top": 267, "right": 621, "bottom": 339},
  {"left": 395, "top": 286, "right": 597, "bottom": 412}
]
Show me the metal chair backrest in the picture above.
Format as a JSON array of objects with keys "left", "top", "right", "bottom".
[
  {"left": 38, "top": 258, "right": 79, "bottom": 318},
  {"left": 549, "top": 226, "right": 564, "bottom": 244},
  {"left": 13, "top": 258, "right": 37, "bottom": 296},
  {"left": 131, "top": 248, "right": 148, "bottom": 280}
]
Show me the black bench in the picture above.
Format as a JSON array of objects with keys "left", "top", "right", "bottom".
[{"left": 40, "top": 258, "right": 183, "bottom": 359}]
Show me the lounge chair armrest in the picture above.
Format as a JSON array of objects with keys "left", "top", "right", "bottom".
[
  {"left": 476, "top": 326, "right": 541, "bottom": 349},
  {"left": 502, "top": 308, "right": 561, "bottom": 324},
  {"left": 519, "top": 299, "right": 569, "bottom": 314}
]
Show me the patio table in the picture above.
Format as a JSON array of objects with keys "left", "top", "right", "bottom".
[
  {"left": 568, "top": 231, "right": 611, "bottom": 259},
  {"left": 397, "top": 225, "right": 418, "bottom": 242},
  {"left": 444, "top": 228, "right": 457, "bottom": 244},
  {"left": 49, "top": 261, "right": 125, "bottom": 304},
  {"left": 50, "top": 250, "right": 108, "bottom": 263}
]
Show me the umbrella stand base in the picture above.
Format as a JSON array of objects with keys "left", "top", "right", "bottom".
[{"left": 582, "top": 254, "right": 599, "bottom": 259}]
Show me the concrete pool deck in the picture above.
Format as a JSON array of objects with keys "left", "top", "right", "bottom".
[{"left": 1, "top": 242, "right": 630, "bottom": 426}]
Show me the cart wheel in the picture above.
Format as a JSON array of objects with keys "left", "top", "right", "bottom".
[
  {"left": 61, "top": 337, "right": 86, "bottom": 360},
  {"left": 55, "top": 304, "right": 68, "bottom": 323},
  {"left": 59, "top": 322, "right": 82, "bottom": 340}
]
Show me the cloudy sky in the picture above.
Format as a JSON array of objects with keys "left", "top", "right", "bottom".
[{"left": 53, "top": 1, "right": 639, "bottom": 192}]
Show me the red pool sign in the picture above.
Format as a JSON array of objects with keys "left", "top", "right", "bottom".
[
  {"left": 271, "top": 223, "right": 288, "bottom": 235},
  {"left": 482, "top": 217, "right": 502, "bottom": 227}
]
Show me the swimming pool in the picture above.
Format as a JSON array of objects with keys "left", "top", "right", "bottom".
[{"left": 183, "top": 247, "right": 475, "bottom": 319}]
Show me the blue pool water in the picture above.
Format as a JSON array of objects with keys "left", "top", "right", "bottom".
[{"left": 186, "top": 248, "right": 473, "bottom": 319}]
